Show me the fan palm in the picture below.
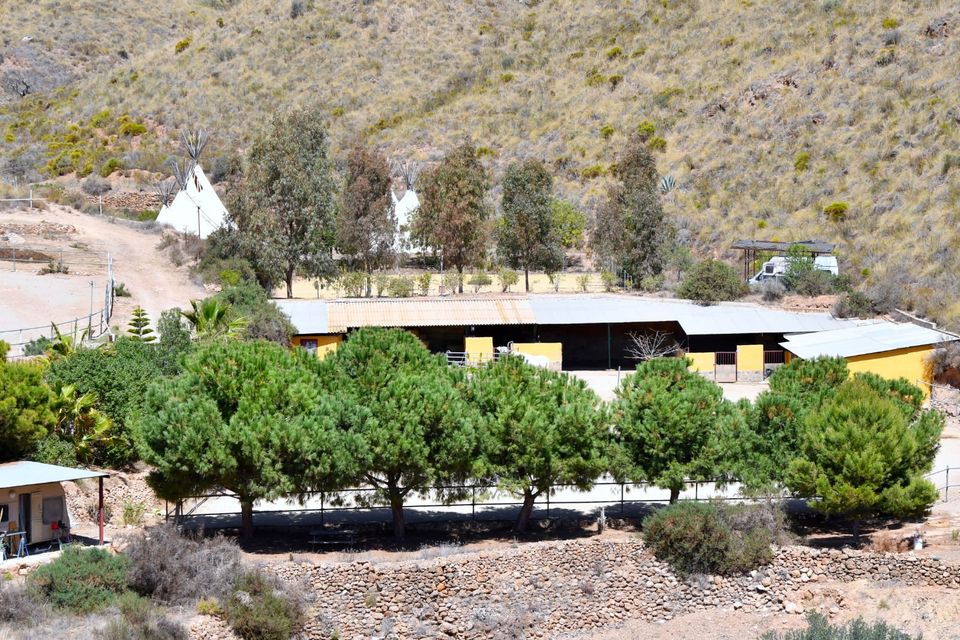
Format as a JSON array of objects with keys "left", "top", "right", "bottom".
[{"left": 181, "top": 298, "right": 247, "bottom": 341}]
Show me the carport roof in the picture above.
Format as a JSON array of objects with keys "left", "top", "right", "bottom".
[
  {"left": 780, "top": 321, "right": 959, "bottom": 359},
  {"left": 0, "top": 461, "right": 108, "bottom": 490},
  {"left": 277, "top": 295, "right": 851, "bottom": 337}
]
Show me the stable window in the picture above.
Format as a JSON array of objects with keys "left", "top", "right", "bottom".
[
  {"left": 0, "top": 503, "right": 8, "bottom": 523},
  {"left": 42, "top": 496, "right": 63, "bottom": 524},
  {"left": 299, "top": 339, "right": 318, "bottom": 355}
]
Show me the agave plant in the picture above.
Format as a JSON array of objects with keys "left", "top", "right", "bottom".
[
  {"left": 658, "top": 174, "right": 676, "bottom": 195},
  {"left": 181, "top": 298, "right": 247, "bottom": 341}
]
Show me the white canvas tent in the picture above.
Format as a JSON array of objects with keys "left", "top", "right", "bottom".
[
  {"left": 391, "top": 188, "right": 421, "bottom": 253},
  {"left": 156, "top": 164, "right": 227, "bottom": 239}
]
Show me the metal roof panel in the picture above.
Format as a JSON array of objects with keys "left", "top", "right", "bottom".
[
  {"left": 780, "top": 321, "right": 958, "bottom": 359},
  {"left": 0, "top": 461, "right": 108, "bottom": 490}
]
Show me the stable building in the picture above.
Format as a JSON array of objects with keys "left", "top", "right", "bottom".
[
  {"left": 781, "top": 321, "right": 958, "bottom": 397},
  {"left": 276, "top": 294, "right": 852, "bottom": 381}
]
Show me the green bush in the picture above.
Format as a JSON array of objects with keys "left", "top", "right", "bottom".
[
  {"left": 29, "top": 546, "right": 129, "bottom": 613},
  {"left": 497, "top": 268, "right": 519, "bottom": 292},
  {"left": 174, "top": 37, "right": 192, "bottom": 54},
  {"left": 881, "top": 17, "right": 900, "bottom": 30},
  {"left": 339, "top": 271, "right": 365, "bottom": 297},
  {"left": 833, "top": 291, "right": 875, "bottom": 318},
  {"left": 224, "top": 572, "right": 304, "bottom": 640},
  {"left": 600, "top": 270, "right": 617, "bottom": 291},
  {"left": 416, "top": 272, "right": 432, "bottom": 296},
  {"left": 794, "top": 152, "right": 810, "bottom": 172},
  {"left": 647, "top": 136, "right": 667, "bottom": 152},
  {"left": 608, "top": 74, "right": 624, "bottom": 89},
  {"left": 99, "top": 157, "right": 123, "bottom": 178},
  {"left": 581, "top": 164, "right": 606, "bottom": 179},
  {"left": 97, "top": 592, "right": 188, "bottom": 640},
  {"left": 600, "top": 124, "right": 615, "bottom": 140},
  {"left": 677, "top": 259, "right": 747, "bottom": 304},
  {"left": 30, "top": 437, "right": 78, "bottom": 467},
  {"left": 637, "top": 120, "right": 656, "bottom": 141},
  {"left": 467, "top": 270, "right": 493, "bottom": 292},
  {"left": 823, "top": 201, "right": 849, "bottom": 222},
  {"left": 643, "top": 502, "right": 777, "bottom": 576},
  {"left": 119, "top": 121, "right": 147, "bottom": 136},
  {"left": 761, "top": 613, "right": 918, "bottom": 639},
  {"left": 606, "top": 46, "right": 623, "bottom": 59},
  {"left": 387, "top": 276, "right": 415, "bottom": 298},
  {"left": 786, "top": 267, "right": 834, "bottom": 297},
  {"left": 23, "top": 335, "right": 52, "bottom": 356}
]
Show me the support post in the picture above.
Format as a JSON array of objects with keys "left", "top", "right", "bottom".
[
  {"left": 98, "top": 476, "right": 105, "bottom": 545},
  {"left": 607, "top": 323, "right": 612, "bottom": 370},
  {"left": 947, "top": 467, "right": 950, "bottom": 503}
]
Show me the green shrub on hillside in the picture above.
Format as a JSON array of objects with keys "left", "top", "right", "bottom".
[
  {"left": 174, "top": 37, "right": 192, "bottom": 54},
  {"left": 28, "top": 546, "right": 129, "bottom": 613},
  {"left": 387, "top": 275, "right": 415, "bottom": 297},
  {"left": 677, "top": 259, "right": 747, "bottom": 304},
  {"left": 581, "top": 164, "right": 606, "bottom": 179},
  {"left": 794, "top": 152, "right": 810, "bottom": 172},
  {"left": 600, "top": 124, "right": 615, "bottom": 140},
  {"left": 223, "top": 572, "right": 304, "bottom": 640},
  {"left": 643, "top": 502, "right": 780, "bottom": 576},
  {"left": 637, "top": 120, "right": 656, "bottom": 141},
  {"left": 762, "top": 614, "right": 917, "bottom": 639},
  {"left": 99, "top": 157, "right": 123, "bottom": 177},
  {"left": 606, "top": 46, "right": 623, "bottom": 59},
  {"left": 834, "top": 291, "right": 875, "bottom": 318},
  {"left": 647, "top": 136, "right": 667, "bottom": 152}
]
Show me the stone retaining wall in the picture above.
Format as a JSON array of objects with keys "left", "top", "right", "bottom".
[{"left": 268, "top": 539, "right": 960, "bottom": 640}]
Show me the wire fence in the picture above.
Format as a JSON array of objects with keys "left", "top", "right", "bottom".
[
  {"left": 1, "top": 253, "right": 114, "bottom": 358},
  {"left": 169, "top": 468, "right": 960, "bottom": 529}
]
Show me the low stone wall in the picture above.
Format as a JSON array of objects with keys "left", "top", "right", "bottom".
[{"left": 269, "top": 539, "right": 960, "bottom": 640}]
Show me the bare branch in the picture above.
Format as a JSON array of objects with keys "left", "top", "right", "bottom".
[
  {"left": 168, "top": 158, "right": 191, "bottom": 191},
  {"left": 154, "top": 178, "right": 177, "bottom": 206},
  {"left": 625, "top": 330, "right": 679, "bottom": 361}
]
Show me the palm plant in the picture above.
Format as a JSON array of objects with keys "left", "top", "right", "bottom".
[
  {"left": 44, "top": 324, "right": 89, "bottom": 361},
  {"left": 52, "top": 384, "right": 113, "bottom": 464},
  {"left": 181, "top": 298, "right": 247, "bottom": 341}
]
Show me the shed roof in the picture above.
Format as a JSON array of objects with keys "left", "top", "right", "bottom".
[
  {"left": 730, "top": 239, "right": 835, "bottom": 253},
  {"left": 780, "top": 321, "right": 958, "bottom": 359},
  {"left": 278, "top": 295, "right": 851, "bottom": 337},
  {"left": 325, "top": 297, "right": 535, "bottom": 331},
  {"left": 528, "top": 295, "right": 850, "bottom": 336},
  {"left": 0, "top": 461, "right": 108, "bottom": 490}
]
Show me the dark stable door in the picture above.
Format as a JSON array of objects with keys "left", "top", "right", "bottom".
[{"left": 19, "top": 494, "right": 31, "bottom": 544}]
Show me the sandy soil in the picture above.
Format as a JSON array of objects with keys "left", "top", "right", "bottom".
[{"left": 0, "top": 205, "right": 204, "bottom": 345}]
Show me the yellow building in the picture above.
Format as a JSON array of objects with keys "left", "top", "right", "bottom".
[{"left": 780, "top": 321, "right": 957, "bottom": 398}]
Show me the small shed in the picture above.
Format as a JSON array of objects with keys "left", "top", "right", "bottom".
[
  {"left": 780, "top": 321, "right": 959, "bottom": 397},
  {"left": 0, "top": 461, "right": 109, "bottom": 546}
]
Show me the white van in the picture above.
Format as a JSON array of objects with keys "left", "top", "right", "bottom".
[{"left": 749, "top": 256, "right": 838, "bottom": 284}]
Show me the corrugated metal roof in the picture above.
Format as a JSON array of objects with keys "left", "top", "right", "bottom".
[
  {"left": 326, "top": 297, "right": 535, "bottom": 331},
  {"left": 781, "top": 321, "right": 958, "bottom": 359},
  {"left": 275, "top": 299, "right": 329, "bottom": 334},
  {"left": 0, "top": 461, "right": 108, "bottom": 490},
  {"left": 730, "top": 239, "right": 835, "bottom": 253},
  {"left": 528, "top": 295, "right": 851, "bottom": 335}
]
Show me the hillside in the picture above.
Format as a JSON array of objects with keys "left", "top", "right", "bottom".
[{"left": 2, "top": 0, "right": 959, "bottom": 326}]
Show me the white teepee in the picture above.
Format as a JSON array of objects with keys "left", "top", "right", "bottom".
[
  {"left": 156, "top": 164, "right": 227, "bottom": 239},
  {"left": 391, "top": 188, "right": 421, "bottom": 253}
]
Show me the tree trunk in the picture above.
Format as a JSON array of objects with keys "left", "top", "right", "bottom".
[
  {"left": 285, "top": 266, "right": 294, "bottom": 299},
  {"left": 852, "top": 519, "right": 861, "bottom": 547},
  {"left": 457, "top": 265, "right": 464, "bottom": 294},
  {"left": 524, "top": 267, "right": 530, "bottom": 292},
  {"left": 668, "top": 486, "right": 681, "bottom": 504},
  {"left": 365, "top": 266, "right": 372, "bottom": 297},
  {"left": 240, "top": 499, "right": 254, "bottom": 540},
  {"left": 515, "top": 490, "right": 537, "bottom": 533},
  {"left": 389, "top": 491, "right": 406, "bottom": 540}
]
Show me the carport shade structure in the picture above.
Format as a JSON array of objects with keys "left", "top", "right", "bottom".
[{"left": 0, "top": 461, "right": 110, "bottom": 545}]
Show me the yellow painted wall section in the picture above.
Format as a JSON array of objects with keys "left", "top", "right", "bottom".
[
  {"left": 465, "top": 336, "right": 494, "bottom": 364},
  {"left": 292, "top": 334, "right": 343, "bottom": 359},
  {"left": 513, "top": 342, "right": 563, "bottom": 366},
  {"left": 846, "top": 345, "right": 935, "bottom": 398},
  {"left": 737, "top": 344, "right": 764, "bottom": 372},
  {"left": 687, "top": 352, "right": 715, "bottom": 373}
]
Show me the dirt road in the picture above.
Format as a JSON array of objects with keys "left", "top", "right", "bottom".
[{"left": 0, "top": 205, "right": 205, "bottom": 348}]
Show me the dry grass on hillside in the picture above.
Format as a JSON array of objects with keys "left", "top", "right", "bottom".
[{"left": 2, "top": 0, "right": 960, "bottom": 326}]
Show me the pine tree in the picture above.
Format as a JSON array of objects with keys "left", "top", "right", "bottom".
[
  {"left": 785, "top": 379, "right": 942, "bottom": 543},
  {"left": 127, "top": 306, "right": 157, "bottom": 342}
]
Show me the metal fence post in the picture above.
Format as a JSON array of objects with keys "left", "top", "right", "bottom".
[
  {"left": 546, "top": 491, "right": 550, "bottom": 519},
  {"left": 472, "top": 486, "right": 476, "bottom": 520},
  {"left": 320, "top": 491, "right": 325, "bottom": 526},
  {"left": 947, "top": 467, "right": 951, "bottom": 503},
  {"left": 620, "top": 483, "right": 625, "bottom": 515}
]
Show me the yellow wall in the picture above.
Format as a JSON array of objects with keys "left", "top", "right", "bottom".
[
  {"left": 737, "top": 344, "right": 764, "bottom": 372},
  {"left": 465, "top": 336, "right": 494, "bottom": 364},
  {"left": 846, "top": 345, "right": 935, "bottom": 398},
  {"left": 687, "top": 352, "right": 715, "bottom": 373},
  {"left": 512, "top": 342, "right": 563, "bottom": 366},
  {"left": 292, "top": 334, "right": 342, "bottom": 359}
]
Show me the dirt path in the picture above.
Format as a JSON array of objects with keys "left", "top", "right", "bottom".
[{"left": 0, "top": 205, "right": 204, "bottom": 342}]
